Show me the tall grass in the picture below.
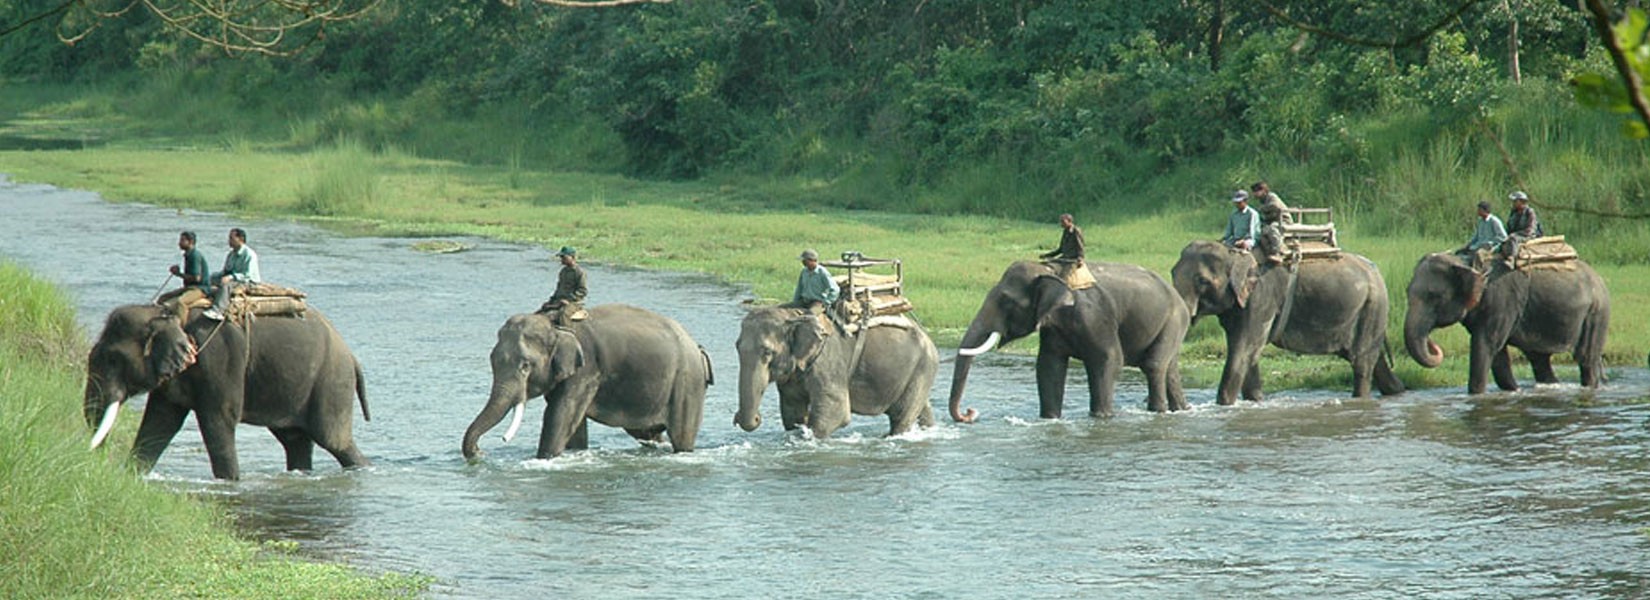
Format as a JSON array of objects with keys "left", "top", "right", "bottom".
[
  {"left": 297, "top": 139, "right": 380, "bottom": 216},
  {"left": 0, "top": 262, "right": 427, "bottom": 598}
]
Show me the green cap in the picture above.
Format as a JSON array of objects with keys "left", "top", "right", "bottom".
[{"left": 556, "top": 246, "right": 577, "bottom": 257}]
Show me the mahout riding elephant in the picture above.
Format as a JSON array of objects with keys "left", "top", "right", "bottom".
[
  {"left": 949, "top": 260, "right": 1189, "bottom": 421},
  {"left": 733, "top": 306, "right": 938, "bottom": 438},
  {"left": 462, "top": 304, "right": 712, "bottom": 461},
  {"left": 1404, "top": 252, "right": 1609, "bottom": 393},
  {"left": 84, "top": 304, "right": 370, "bottom": 480},
  {"left": 1170, "top": 241, "right": 1404, "bottom": 404}
]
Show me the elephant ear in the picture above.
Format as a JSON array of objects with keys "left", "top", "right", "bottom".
[
  {"left": 1452, "top": 263, "right": 1487, "bottom": 311},
  {"left": 549, "top": 331, "right": 586, "bottom": 382},
  {"left": 143, "top": 318, "right": 196, "bottom": 386},
  {"left": 1226, "top": 257, "right": 1256, "bottom": 309},
  {"left": 787, "top": 318, "right": 828, "bottom": 372}
]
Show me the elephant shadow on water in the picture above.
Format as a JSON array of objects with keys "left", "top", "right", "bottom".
[
  {"left": 462, "top": 304, "right": 713, "bottom": 462},
  {"left": 84, "top": 304, "right": 371, "bottom": 481},
  {"left": 948, "top": 260, "right": 1190, "bottom": 421},
  {"left": 1404, "top": 252, "right": 1609, "bottom": 394}
]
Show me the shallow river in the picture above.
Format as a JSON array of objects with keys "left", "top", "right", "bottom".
[{"left": 3, "top": 176, "right": 1649, "bottom": 598}]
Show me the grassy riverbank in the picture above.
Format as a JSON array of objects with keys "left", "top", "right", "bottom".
[{"left": 0, "top": 262, "right": 428, "bottom": 598}]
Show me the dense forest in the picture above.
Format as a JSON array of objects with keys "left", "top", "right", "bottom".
[{"left": 3, "top": 0, "right": 1648, "bottom": 258}]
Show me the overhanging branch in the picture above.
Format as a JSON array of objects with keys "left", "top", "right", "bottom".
[{"left": 1254, "top": 0, "right": 1489, "bottom": 48}]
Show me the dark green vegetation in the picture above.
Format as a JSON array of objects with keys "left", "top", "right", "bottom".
[
  {"left": 4, "top": 1, "right": 1649, "bottom": 244},
  {"left": 0, "top": 263, "right": 430, "bottom": 598},
  {"left": 1, "top": 0, "right": 1646, "bottom": 389}
]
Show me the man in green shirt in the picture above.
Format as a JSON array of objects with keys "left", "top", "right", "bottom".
[
  {"left": 1459, "top": 200, "right": 1508, "bottom": 270},
  {"left": 788, "top": 248, "right": 840, "bottom": 310},
  {"left": 203, "top": 228, "right": 261, "bottom": 321},
  {"left": 1221, "top": 190, "right": 1260, "bottom": 250},
  {"left": 158, "top": 230, "right": 211, "bottom": 312},
  {"left": 538, "top": 246, "right": 588, "bottom": 324}
]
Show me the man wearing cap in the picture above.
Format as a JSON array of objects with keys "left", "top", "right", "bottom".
[
  {"left": 1221, "top": 190, "right": 1261, "bottom": 250},
  {"left": 788, "top": 249, "right": 839, "bottom": 311},
  {"left": 1459, "top": 200, "right": 1508, "bottom": 270},
  {"left": 538, "top": 246, "right": 587, "bottom": 323},
  {"left": 1505, "top": 191, "right": 1543, "bottom": 242}
]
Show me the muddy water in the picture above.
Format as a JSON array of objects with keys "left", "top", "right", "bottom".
[{"left": 3, "top": 175, "right": 1649, "bottom": 598}]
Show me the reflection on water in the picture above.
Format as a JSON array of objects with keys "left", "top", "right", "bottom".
[{"left": 4, "top": 175, "right": 1650, "bottom": 598}]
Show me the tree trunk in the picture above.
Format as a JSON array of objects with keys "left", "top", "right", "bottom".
[
  {"left": 1505, "top": 0, "right": 1522, "bottom": 84},
  {"left": 1208, "top": 0, "right": 1226, "bottom": 72}
]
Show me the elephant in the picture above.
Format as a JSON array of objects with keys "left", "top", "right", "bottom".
[
  {"left": 949, "top": 260, "right": 1190, "bottom": 421},
  {"left": 733, "top": 306, "right": 939, "bottom": 438},
  {"left": 83, "top": 303, "right": 370, "bottom": 480},
  {"left": 462, "top": 304, "right": 712, "bottom": 461},
  {"left": 1170, "top": 241, "right": 1405, "bottom": 404},
  {"left": 1404, "top": 252, "right": 1609, "bottom": 393}
]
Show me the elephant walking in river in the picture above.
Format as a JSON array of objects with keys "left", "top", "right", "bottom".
[
  {"left": 1171, "top": 241, "right": 1404, "bottom": 404},
  {"left": 1404, "top": 252, "right": 1609, "bottom": 393},
  {"left": 949, "top": 260, "right": 1189, "bottom": 421},
  {"left": 84, "top": 304, "right": 370, "bottom": 480},
  {"left": 462, "top": 305, "right": 712, "bottom": 461},
  {"left": 734, "top": 306, "right": 938, "bottom": 438}
]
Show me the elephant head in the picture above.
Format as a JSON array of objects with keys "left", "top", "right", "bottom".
[
  {"left": 1404, "top": 253, "right": 1485, "bottom": 368},
  {"left": 83, "top": 305, "right": 196, "bottom": 449},
  {"left": 462, "top": 314, "right": 584, "bottom": 461},
  {"left": 733, "top": 307, "right": 827, "bottom": 431},
  {"left": 1170, "top": 240, "right": 1256, "bottom": 318},
  {"left": 948, "top": 261, "right": 1074, "bottom": 423}
]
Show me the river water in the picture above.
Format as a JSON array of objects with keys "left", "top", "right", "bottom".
[{"left": 3, "top": 176, "right": 1649, "bottom": 598}]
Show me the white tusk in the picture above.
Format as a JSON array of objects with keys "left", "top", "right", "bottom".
[
  {"left": 501, "top": 402, "right": 526, "bottom": 443},
  {"left": 89, "top": 402, "right": 122, "bottom": 449},
  {"left": 958, "top": 331, "right": 1001, "bottom": 357}
]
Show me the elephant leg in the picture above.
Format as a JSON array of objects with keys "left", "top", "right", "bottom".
[
  {"left": 195, "top": 410, "right": 242, "bottom": 480},
  {"left": 1140, "top": 360, "right": 1169, "bottom": 414},
  {"left": 1491, "top": 347, "right": 1519, "bottom": 391},
  {"left": 1083, "top": 353, "right": 1121, "bottom": 419},
  {"left": 1528, "top": 353, "right": 1558, "bottom": 384},
  {"left": 270, "top": 427, "right": 315, "bottom": 472},
  {"left": 1467, "top": 337, "right": 1495, "bottom": 395},
  {"left": 1166, "top": 356, "right": 1189, "bottom": 412},
  {"left": 1036, "top": 350, "right": 1070, "bottom": 419},
  {"left": 1241, "top": 360, "right": 1265, "bottom": 403},
  {"left": 1577, "top": 311, "right": 1608, "bottom": 388},
  {"left": 538, "top": 389, "right": 593, "bottom": 458},
  {"left": 1348, "top": 351, "right": 1375, "bottom": 399},
  {"left": 779, "top": 391, "right": 808, "bottom": 431},
  {"left": 808, "top": 390, "right": 852, "bottom": 438},
  {"left": 665, "top": 378, "right": 703, "bottom": 453},
  {"left": 130, "top": 399, "right": 190, "bottom": 474}
]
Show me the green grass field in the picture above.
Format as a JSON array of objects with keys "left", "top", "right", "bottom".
[{"left": 0, "top": 262, "right": 429, "bottom": 599}]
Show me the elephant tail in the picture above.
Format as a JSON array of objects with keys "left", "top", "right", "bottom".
[
  {"left": 698, "top": 345, "right": 715, "bottom": 386},
  {"left": 354, "top": 358, "right": 372, "bottom": 422}
]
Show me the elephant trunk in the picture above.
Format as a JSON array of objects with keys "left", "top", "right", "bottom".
[
  {"left": 734, "top": 356, "right": 768, "bottom": 432},
  {"left": 463, "top": 380, "right": 526, "bottom": 461},
  {"left": 1404, "top": 308, "right": 1444, "bottom": 369},
  {"left": 949, "top": 323, "right": 1001, "bottom": 424}
]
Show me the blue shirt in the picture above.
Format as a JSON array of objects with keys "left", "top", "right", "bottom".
[
  {"left": 1222, "top": 205, "right": 1260, "bottom": 247},
  {"left": 1467, "top": 214, "right": 1508, "bottom": 251},
  {"left": 792, "top": 264, "right": 839, "bottom": 305}
]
